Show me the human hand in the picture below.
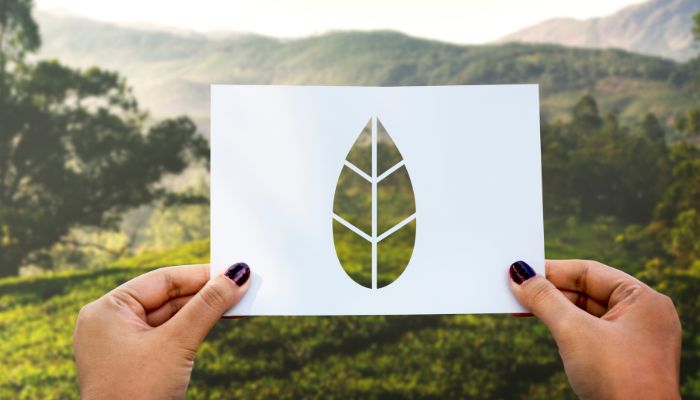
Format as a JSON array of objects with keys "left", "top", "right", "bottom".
[
  {"left": 73, "top": 263, "right": 251, "bottom": 399},
  {"left": 509, "top": 260, "right": 681, "bottom": 399}
]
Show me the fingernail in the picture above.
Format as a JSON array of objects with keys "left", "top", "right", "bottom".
[
  {"left": 225, "top": 262, "right": 251, "bottom": 286},
  {"left": 509, "top": 260, "right": 536, "bottom": 284}
]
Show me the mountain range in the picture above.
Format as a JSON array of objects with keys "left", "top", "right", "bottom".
[
  {"left": 501, "top": 0, "right": 700, "bottom": 62},
  {"left": 34, "top": 3, "right": 700, "bottom": 136}
]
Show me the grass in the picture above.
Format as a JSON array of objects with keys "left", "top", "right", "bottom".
[
  {"left": 0, "top": 220, "right": 675, "bottom": 398},
  {"left": 0, "top": 236, "right": 568, "bottom": 399},
  {"left": 0, "top": 239, "right": 209, "bottom": 399}
]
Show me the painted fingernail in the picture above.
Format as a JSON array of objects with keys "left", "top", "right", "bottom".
[
  {"left": 225, "top": 262, "right": 251, "bottom": 286},
  {"left": 509, "top": 260, "right": 536, "bottom": 284}
]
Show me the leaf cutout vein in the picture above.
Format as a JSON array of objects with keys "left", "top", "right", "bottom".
[
  {"left": 377, "top": 213, "right": 416, "bottom": 243},
  {"left": 333, "top": 213, "right": 372, "bottom": 242},
  {"left": 343, "top": 160, "right": 372, "bottom": 183},
  {"left": 377, "top": 160, "right": 405, "bottom": 183}
]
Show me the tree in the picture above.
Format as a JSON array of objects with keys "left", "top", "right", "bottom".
[
  {"left": 647, "top": 143, "right": 700, "bottom": 268},
  {"left": 0, "top": 0, "right": 208, "bottom": 276},
  {"left": 643, "top": 12, "right": 700, "bottom": 269},
  {"left": 571, "top": 94, "right": 602, "bottom": 131},
  {"left": 675, "top": 12, "right": 700, "bottom": 137},
  {"left": 541, "top": 96, "right": 669, "bottom": 223}
]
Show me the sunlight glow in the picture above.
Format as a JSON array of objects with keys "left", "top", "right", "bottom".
[{"left": 35, "top": 0, "right": 644, "bottom": 43}]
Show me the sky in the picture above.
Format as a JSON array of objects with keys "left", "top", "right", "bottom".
[{"left": 35, "top": 0, "right": 645, "bottom": 44}]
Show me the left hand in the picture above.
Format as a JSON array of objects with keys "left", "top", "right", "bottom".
[{"left": 73, "top": 263, "right": 250, "bottom": 399}]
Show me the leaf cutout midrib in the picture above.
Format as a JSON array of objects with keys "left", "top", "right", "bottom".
[
  {"left": 344, "top": 158, "right": 404, "bottom": 184},
  {"left": 334, "top": 116, "right": 416, "bottom": 289},
  {"left": 341, "top": 157, "right": 412, "bottom": 238},
  {"left": 332, "top": 207, "right": 415, "bottom": 242}
]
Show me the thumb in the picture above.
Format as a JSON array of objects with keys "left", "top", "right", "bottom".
[
  {"left": 166, "top": 262, "right": 251, "bottom": 349},
  {"left": 509, "top": 260, "right": 582, "bottom": 341}
]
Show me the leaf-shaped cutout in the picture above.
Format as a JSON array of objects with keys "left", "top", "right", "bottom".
[{"left": 333, "top": 117, "right": 416, "bottom": 289}]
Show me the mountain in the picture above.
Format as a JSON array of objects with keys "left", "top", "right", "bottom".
[
  {"left": 35, "top": 11, "right": 699, "bottom": 136},
  {"left": 500, "top": 0, "right": 700, "bottom": 62}
]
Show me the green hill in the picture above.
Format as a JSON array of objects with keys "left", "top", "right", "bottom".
[
  {"left": 36, "top": 12, "right": 700, "bottom": 136},
  {"left": 0, "top": 241, "right": 211, "bottom": 398},
  {"left": 2, "top": 231, "right": 700, "bottom": 399}
]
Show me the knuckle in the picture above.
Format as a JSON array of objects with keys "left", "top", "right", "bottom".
[
  {"left": 656, "top": 293, "right": 682, "bottom": 333},
  {"left": 525, "top": 280, "right": 554, "bottom": 310},
  {"left": 659, "top": 293, "right": 676, "bottom": 309},
  {"left": 76, "top": 301, "right": 98, "bottom": 323},
  {"left": 162, "top": 270, "right": 182, "bottom": 299},
  {"left": 199, "top": 282, "right": 230, "bottom": 311},
  {"left": 75, "top": 300, "right": 105, "bottom": 335},
  {"left": 169, "top": 298, "right": 183, "bottom": 313},
  {"left": 573, "top": 264, "right": 589, "bottom": 292},
  {"left": 580, "top": 259, "right": 607, "bottom": 269},
  {"left": 656, "top": 293, "right": 680, "bottom": 318},
  {"left": 588, "top": 260, "right": 609, "bottom": 269},
  {"left": 625, "top": 282, "right": 645, "bottom": 294},
  {"left": 615, "top": 281, "right": 645, "bottom": 302}
]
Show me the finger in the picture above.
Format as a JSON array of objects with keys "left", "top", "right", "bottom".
[
  {"left": 545, "top": 260, "right": 638, "bottom": 305},
  {"left": 146, "top": 295, "right": 194, "bottom": 327},
  {"left": 165, "top": 263, "right": 251, "bottom": 349},
  {"left": 116, "top": 264, "right": 210, "bottom": 312},
  {"left": 561, "top": 290, "right": 608, "bottom": 317},
  {"left": 509, "top": 261, "right": 585, "bottom": 340}
]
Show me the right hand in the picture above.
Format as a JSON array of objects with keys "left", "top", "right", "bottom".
[{"left": 509, "top": 259, "right": 681, "bottom": 399}]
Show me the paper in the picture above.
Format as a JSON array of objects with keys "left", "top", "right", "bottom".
[{"left": 211, "top": 85, "right": 543, "bottom": 316}]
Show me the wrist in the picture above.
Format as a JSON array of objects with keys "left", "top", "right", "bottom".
[{"left": 607, "top": 368, "right": 679, "bottom": 400}]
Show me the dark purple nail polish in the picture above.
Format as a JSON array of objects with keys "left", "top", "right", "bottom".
[
  {"left": 225, "top": 262, "right": 250, "bottom": 286},
  {"left": 509, "top": 260, "right": 536, "bottom": 284}
]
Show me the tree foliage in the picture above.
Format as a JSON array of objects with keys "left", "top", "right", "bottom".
[
  {"left": 542, "top": 96, "right": 668, "bottom": 223},
  {"left": 0, "top": 0, "right": 39, "bottom": 63},
  {"left": 0, "top": 1, "right": 208, "bottom": 276},
  {"left": 642, "top": 143, "right": 700, "bottom": 271},
  {"left": 676, "top": 12, "right": 700, "bottom": 137}
]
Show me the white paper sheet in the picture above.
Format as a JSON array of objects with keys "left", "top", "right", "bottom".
[{"left": 211, "top": 85, "right": 543, "bottom": 316}]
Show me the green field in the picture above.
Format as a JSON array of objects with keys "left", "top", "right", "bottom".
[{"left": 3, "top": 225, "right": 699, "bottom": 399}]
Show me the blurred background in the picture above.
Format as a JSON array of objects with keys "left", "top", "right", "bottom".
[{"left": 2, "top": 0, "right": 700, "bottom": 398}]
